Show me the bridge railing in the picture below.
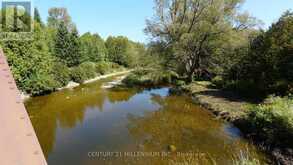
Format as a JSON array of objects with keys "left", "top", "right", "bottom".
[{"left": 0, "top": 49, "right": 47, "bottom": 165}]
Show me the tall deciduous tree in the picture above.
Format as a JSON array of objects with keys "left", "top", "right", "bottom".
[
  {"left": 47, "top": 7, "right": 73, "bottom": 30},
  {"left": 146, "top": 0, "right": 255, "bottom": 81},
  {"left": 105, "top": 36, "right": 130, "bottom": 66},
  {"left": 80, "top": 32, "right": 107, "bottom": 62}
]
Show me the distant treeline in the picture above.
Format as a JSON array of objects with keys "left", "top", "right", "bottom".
[{"left": 0, "top": 7, "right": 146, "bottom": 96}]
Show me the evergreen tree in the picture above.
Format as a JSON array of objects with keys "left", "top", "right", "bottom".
[
  {"left": 54, "top": 22, "right": 81, "bottom": 67},
  {"left": 34, "top": 8, "right": 43, "bottom": 26},
  {"left": 54, "top": 22, "right": 70, "bottom": 65},
  {"left": 68, "top": 27, "right": 82, "bottom": 66}
]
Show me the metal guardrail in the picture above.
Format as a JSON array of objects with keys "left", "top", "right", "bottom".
[{"left": 0, "top": 49, "right": 47, "bottom": 165}]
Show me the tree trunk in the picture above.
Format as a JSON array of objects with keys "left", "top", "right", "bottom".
[{"left": 187, "top": 71, "right": 194, "bottom": 83}]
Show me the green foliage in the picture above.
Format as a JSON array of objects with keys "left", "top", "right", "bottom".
[
  {"left": 211, "top": 76, "right": 224, "bottom": 88},
  {"left": 80, "top": 32, "right": 107, "bottom": 62},
  {"left": 175, "top": 80, "right": 185, "bottom": 87},
  {"left": 0, "top": 7, "right": 136, "bottom": 96},
  {"left": 246, "top": 96, "right": 293, "bottom": 147},
  {"left": 1, "top": 22, "right": 58, "bottom": 95},
  {"left": 70, "top": 67, "right": 87, "bottom": 84},
  {"left": 70, "top": 62, "right": 97, "bottom": 83},
  {"left": 122, "top": 73, "right": 144, "bottom": 87},
  {"left": 34, "top": 8, "right": 43, "bottom": 26},
  {"left": 145, "top": 0, "right": 258, "bottom": 82},
  {"left": 51, "top": 62, "right": 71, "bottom": 87},
  {"left": 95, "top": 61, "right": 112, "bottom": 75},
  {"left": 80, "top": 62, "right": 97, "bottom": 79},
  {"left": 53, "top": 22, "right": 82, "bottom": 67},
  {"left": 47, "top": 7, "right": 73, "bottom": 29},
  {"left": 23, "top": 72, "right": 57, "bottom": 96},
  {"left": 105, "top": 36, "right": 131, "bottom": 67},
  {"left": 227, "top": 11, "right": 293, "bottom": 96},
  {"left": 0, "top": 7, "right": 31, "bottom": 32},
  {"left": 123, "top": 69, "right": 178, "bottom": 87}
]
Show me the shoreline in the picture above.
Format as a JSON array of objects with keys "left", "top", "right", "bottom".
[
  {"left": 177, "top": 81, "right": 292, "bottom": 165},
  {"left": 21, "top": 70, "right": 132, "bottom": 101}
]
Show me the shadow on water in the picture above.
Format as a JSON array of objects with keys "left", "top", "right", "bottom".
[{"left": 25, "top": 75, "right": 268, "bottom": 165}]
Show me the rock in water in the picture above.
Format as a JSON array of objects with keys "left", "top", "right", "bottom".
[{"left": 168, "top": 145, "right": 177, "bottom": 152}]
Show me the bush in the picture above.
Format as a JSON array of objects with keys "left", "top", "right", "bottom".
[
  {"left": 79, "top": 62, "right": 97, "bottom": 78},
  {"left": 24, "top": 73, "right": 57, "bottom": 96},
  {"left": 212, "top": 76, "right": 224, "bottom": 88},
  {"left": 52, "top": 62, "right": 71, "bottom": 87},
  {"left": 174, "top": 80, "right": 185, "bottom": 87},
  {"left": 123, "top": 69, "right": 178, "bottom": 87},
  {"left": 246, "top": 96, "right": 293, "bottom": 147},
  {"left": 95, "top": 61, "right": 111, "bottom": 75},
  {"left": 110, "top": 62, "right": 123, "bottom": 70},
  {"left": 122, "top": 73, "right": 143, "bottom": 87},
  {"left": 70, "top": 62, "right": 97, "bottom": 83},
  {"left": 70, "top": 67, "right": 87, "bottom": 83},
  {"left": 224, "top": 80, "right": 265, "bottom": 98}
]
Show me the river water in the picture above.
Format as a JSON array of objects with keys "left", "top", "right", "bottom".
[{"left": 25, "top": 75, "right": 268, "bottom": 165}]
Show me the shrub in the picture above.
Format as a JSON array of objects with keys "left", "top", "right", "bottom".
[
  {"left": 70, "top": 62, "right": 97, "bottom": 83},
  {"left": 24, "top": 73, "right": 57, "bottom": 96},
  {"left": 246, "top": 96, "right": 293, "bottom": 147},
  {"left": 123, "top": 69, "right": 178, "bottom": 87},
  {"left": 95, "top": 61, "right": 111, "bottom": 75},
  {"left": 122, "top": 73, "right": 143, "bottom": 87},
  {"left": 224, "top": 80, "right": 265, "bottom": 98},
  {"left": 79, "top": 62, "right": 97, "bottom": 78},
  {"left": 211, "top": 76, "right": 224, "bottom": 88},
  {"left": 110, "top": 62, "right": 123, "bottom": 70},
  {"left": 174, "top": 80, "right": 185, "bottom": 87},
  {"left": 70, "top": 67, "right": 87, "bottom": 83},
  {"left": 52, "top": 62, "right": 71, "bottom": 87}
]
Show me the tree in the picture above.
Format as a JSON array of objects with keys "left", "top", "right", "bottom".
[
  {"left": 227, "top": 11, "right": 293, "bottom": 94},
  {"left": 68, "top": 27, "right": 82, "bottom": 66},
  {"left": 105, "top": 36, "right": 130, "bottom": 66},
  {"left": 126, "top": 41, "right": 147, "bottom": 67},
  {"left": 0, "top": 22, "right": 57, "bottom": 95},
  {"left": 53, "top": 22, "right": 81, "bottom": 67},
  {"left": 34, "top": 7, "right": 43, "bottom": 26},
  {"left": 47, "top": 7, "right": 73, "bottom": 30},
  {"left": 80, "top": 32, "right": 107, "bottom": 62},
  {"left": 146, "top": 0, "right": 255, "bottom": 82}
]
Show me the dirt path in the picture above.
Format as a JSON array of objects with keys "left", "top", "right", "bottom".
[{"left": 182, "top": 81, "right": 251, "bottom": 121}]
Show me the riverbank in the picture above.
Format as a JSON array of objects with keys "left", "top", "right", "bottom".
[
  {"left": 21, "top": 70, "right": 132, "bottom": 101},
  {"left": 178, "top": 81, "right": 293, "bottom": 165}
]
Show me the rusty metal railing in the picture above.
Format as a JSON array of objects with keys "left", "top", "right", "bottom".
[{"left": 0, "top": 49, "right": 47, "bottom": 165}]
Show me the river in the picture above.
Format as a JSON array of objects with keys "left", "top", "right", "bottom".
[{"left": 25, "top": 75, "right": 268, "bottom": 165}]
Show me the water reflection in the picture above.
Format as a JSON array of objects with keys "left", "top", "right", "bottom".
[
  {"left": 127, "top": 94, "right": 254, "bottom": 164},
  {"left": 25, "top": 76, "right": 267, "bottom": 165}
]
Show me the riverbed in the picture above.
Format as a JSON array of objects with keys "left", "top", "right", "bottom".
[{"left": 25, "top": 75, "right": 268, "bottom": 165}]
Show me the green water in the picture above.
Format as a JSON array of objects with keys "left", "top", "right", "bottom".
[{"left": 25, "top": 75, "right": 268, "bottom": 165}]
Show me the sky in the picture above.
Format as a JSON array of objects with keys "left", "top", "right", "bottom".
[{"left": 33, "top": 0, "right": 292, "bottom": 43}]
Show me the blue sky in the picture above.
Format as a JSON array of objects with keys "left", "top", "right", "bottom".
[{"left": 33, "top": 0, "right": 292, "bottom": 42}]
